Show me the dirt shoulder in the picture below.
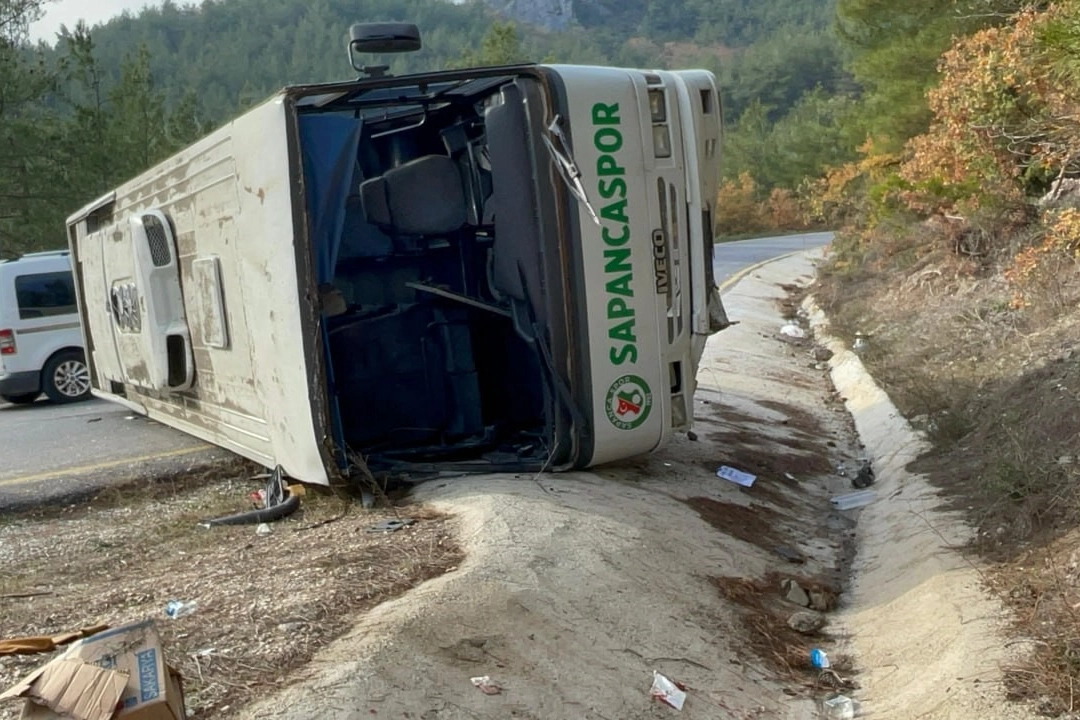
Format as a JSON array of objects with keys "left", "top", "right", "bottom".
[{"left": 235, "top": 251, "right": 871, "bottom": 719}]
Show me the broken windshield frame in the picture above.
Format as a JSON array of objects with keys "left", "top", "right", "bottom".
[{"left": 542, "top": 116, "right": 601, "bottom": 226}]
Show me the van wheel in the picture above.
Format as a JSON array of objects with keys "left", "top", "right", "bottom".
[
  {"left": 43, "top": 350, "right": 92, "bottom": 403},
  {"left": 1, "top": 393, "right": 40, "bottom": 405}
]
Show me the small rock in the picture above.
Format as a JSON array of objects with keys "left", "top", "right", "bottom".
[
  {"left": 808, "top": 589, "right": 836, "bottom": 612},
  {"left": 687, "top": 430, "right": 698, "bottom": 442},
  {"left": 277, "top": 621, "right": 305, "bottom": 633},
  {"left": 782, "top": 579, "right": 811, "bottom": 607},
  {"left": 787, "top": 611, "right": 827, "bottom": 635},
  {"left": 255, "top": 523, "right": 272, "bottom": 536},
  {"left": 812, "top": 346, "right": 834, "bottom": 362}
]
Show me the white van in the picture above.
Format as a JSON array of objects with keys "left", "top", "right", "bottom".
[
  {"left": 66, "top": 24, "right": 730, "bottom": 484},
  {"left": 0, "top": 251, "right": 91, "bottom": 404}
]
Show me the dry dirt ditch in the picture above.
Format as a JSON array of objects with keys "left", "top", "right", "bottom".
[{"left": 2, "top": 252, "right": 875, "bottom": 718}]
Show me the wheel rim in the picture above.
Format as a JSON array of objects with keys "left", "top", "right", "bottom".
[{"left": 53, "top": 359, "right": 91, "bottom": 398}]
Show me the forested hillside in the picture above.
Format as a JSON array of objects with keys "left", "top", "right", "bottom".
[
  {"left": 0, "top": 0, "right": 843, "bottom": 256},
  {"left": 63, "top": 0, "right": 841, "bottom": 124}
]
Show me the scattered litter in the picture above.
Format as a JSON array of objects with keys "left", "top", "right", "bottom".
[
  {"left": 835, "top": 462, "right": 847, "bottom": 477},
  {"left": 191, "top": 648, "right": 215, "bottom": 658},
  {"left": 851, "top": 460, "right": 874, "bottom": 489},
  {"left": 780, "top": 323, "right": 807, "bottom": 339},
  {"left": 823, "top": 694, "right": 855, "bottom": 719},
  {"left": 0, "top": 620, "right": 186, "bottom": 720},
  {"left": 831, "top": 489, "right": 877, "bottom": 510},
  {"left": 852, "top": 333, "right": 869, "bottom": 354},
  {"left": 784, "top": 472, "right": 797, "bottom": 481},
  {"left": 810, "top": 648, "right": 831, "bottom": 669},
  {"left": 367, "top": 518, "right": 415, "bottom": 534},
  {"left": 650, "top": 671, "right": 687, "bottom": 711},
  {"left": 255, "top": 523, "right": 272, "bottom": 536},
  {"left": 124, "top": 415, "right": 136, "bottom": 420},
  {"left": 0, "top": 590, "right": 53, "bottom": 600},
  {"left": 774, "top": 545, "right": 806, "bottom": 564},
  {"left": 812, "top": 346, "right": 834, "bottom": 362},
  {"left": 470, "top": 676, "right": 502, "bottom": 695},
  {"left": 165, "top": 600, "right": 198, "bottom": 619},
  {"left": 0, "top": 625, "right": 109, "bottom": 657},
  {"left": 716, "top": 465, "right": 756, "bottom": 488}
]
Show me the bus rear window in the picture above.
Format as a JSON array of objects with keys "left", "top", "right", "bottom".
[{"left": 15, "top": 271, "right": 77, "bottom": 319}]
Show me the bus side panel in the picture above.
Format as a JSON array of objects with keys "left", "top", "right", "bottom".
[
  {"left": 70, "top": 100, "right": 329, "bottom": 484},
  {"left": 556, "top": 67, "right": 667, "bottom": 466}
]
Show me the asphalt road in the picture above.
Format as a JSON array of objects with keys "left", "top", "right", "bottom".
[
  {"left": 0, "top": 231, "right": 833, "bottom": 512},
  {"left": 713, "top": 231, "right": 833, "bottom": 285},
  {"left": 0, "top": 397, "right": 231, "bottom": 511}
]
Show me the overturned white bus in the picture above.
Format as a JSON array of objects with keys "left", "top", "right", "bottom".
[{"left": 66, "top": 23, "right": 730, "bottom": 485}]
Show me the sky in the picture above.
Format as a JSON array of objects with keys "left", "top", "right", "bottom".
[{"left": 28, "top": 0, "right": 158, "bottom": 43}]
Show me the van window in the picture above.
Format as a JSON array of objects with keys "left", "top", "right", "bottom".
[{"left": 15, "top": 271, "right": 77, "bottom": 319}]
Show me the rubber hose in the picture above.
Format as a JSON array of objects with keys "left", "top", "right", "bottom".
[{"left": 202, "top": 493, "right": 301, "bottom": 527}]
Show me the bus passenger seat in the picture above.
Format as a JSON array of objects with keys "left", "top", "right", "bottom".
[{"left": 359, "top": 155, "right": 468, "bottom": 248}]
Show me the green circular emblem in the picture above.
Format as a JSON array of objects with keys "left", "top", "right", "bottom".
[{"left": 605, "top": 374, "right": 653, "bottom": 430}]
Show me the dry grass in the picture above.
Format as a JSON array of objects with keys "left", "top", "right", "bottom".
[
  {"left": 990, "top": 534, "right": 1080, "bottom": 717},
  {"left": 0, "top": 465, "right": 463, "bottom": 719}
]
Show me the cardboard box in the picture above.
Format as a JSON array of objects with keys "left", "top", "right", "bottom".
[{"left": 0, "top": 621, "right": 185, "bottom": 720}]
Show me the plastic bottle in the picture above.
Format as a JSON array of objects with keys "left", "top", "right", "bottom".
[
  {"left": 823, "top": 694, "right": 854, "bottom": 719},
  {"left": 810, "top": 648, "right": 831, "bottom": 669},
  {"left": 165, "top": 600, "right": 197, "bottom": 619}
]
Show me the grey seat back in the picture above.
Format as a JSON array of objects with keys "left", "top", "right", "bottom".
[
  {"left": 360, "top": 155, "right": 468, "bottom": 236},
  {"left": 484, "top": 83, "right": 544, "bottom": 316}
]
